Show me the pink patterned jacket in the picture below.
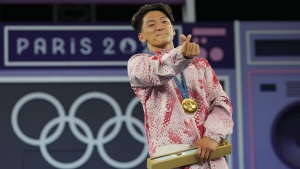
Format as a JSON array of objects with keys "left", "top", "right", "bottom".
[{"left": 127, "top": 46, "right": 234, "bottom": 169}]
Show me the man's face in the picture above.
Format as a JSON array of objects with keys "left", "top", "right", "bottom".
[{"left": 138, "top": 10, "right": 175, "bottom": 49}]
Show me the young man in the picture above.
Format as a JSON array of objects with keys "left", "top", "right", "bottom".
[{"left": 127, "top": 3, "right": 234, "bottom": 169}]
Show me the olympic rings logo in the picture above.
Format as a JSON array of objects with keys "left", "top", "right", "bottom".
[{"left": 11, "top": 92, "right": 148, "bottom": 169}]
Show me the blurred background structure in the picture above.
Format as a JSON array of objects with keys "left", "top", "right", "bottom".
[
  {"left": 0, "top": 0, "right": 300, "bottom": 22},
  {"left": 0, "top": 1, "right": 299, "bottom": 169}
]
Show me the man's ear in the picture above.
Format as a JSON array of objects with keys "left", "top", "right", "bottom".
[
  {"left": 138, "top": 33, "right": 147, "bottom": 43},
  {"left": 172, "top": 25, "right": 176, "bottom": 36}
]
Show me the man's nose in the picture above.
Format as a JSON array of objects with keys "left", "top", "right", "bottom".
[{"left": 156, "top": 23, "right": 164, "bottom": 30}]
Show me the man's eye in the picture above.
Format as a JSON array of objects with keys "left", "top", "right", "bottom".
[{"left": 148, "top": 24, "right": 154, "bottom": 27}]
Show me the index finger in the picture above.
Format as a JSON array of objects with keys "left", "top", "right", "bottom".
[
  {"left": 182, "top": 34, "right": 192, "bottom": 49},
  {"left": 186, "top": 34, "right": 192, "bottom": 43}
]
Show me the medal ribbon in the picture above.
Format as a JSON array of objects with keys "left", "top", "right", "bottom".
[{"left": 174, "top": 72, "right": 189, "bottom": 99}]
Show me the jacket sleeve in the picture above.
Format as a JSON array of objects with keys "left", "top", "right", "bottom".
[
  {"left": 127, "top": 46, "right": 193, "bottom": 87},
  {"left": 201, "top": 59, "right": 234, "bottom": 143}
]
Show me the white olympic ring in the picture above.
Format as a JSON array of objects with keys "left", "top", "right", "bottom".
[{"left": 11, "top": 92, "right": 148, "bottom": 169}]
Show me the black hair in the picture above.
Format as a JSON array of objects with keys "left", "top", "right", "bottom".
[{"left": 131, "top": 3, "right": 175, "bottom": 34}]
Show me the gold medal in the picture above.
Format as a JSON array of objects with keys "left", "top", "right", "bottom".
[{"left": 182, "top": 98, "right": 198, "bottom": 114}]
